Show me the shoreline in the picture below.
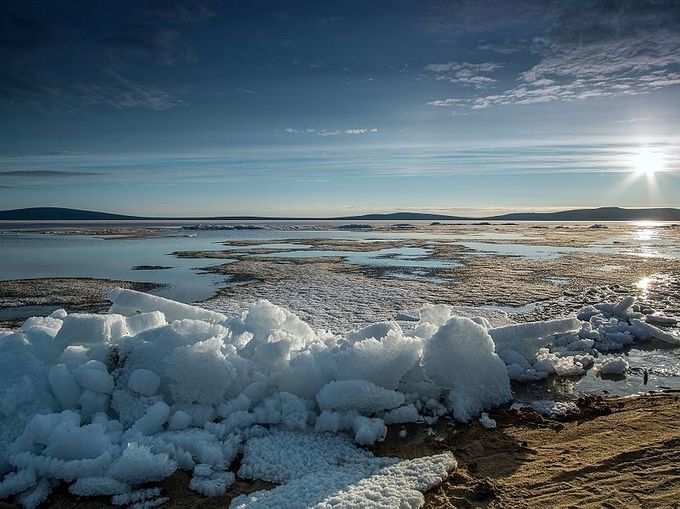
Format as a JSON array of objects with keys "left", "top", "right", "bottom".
[
  {"left": 0, "top": 277, "right": 163, "bottom": 328},
  {"left": 16, "top": 393, "right": 679, "bottom": 509}
]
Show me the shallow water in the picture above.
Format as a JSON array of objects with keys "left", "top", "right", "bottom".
[
  {"left": 254, "top": 246, "right": 458, "bottom": 269},
  {"left": 0, "top": 232, "right": 233, "bottom": 302}
]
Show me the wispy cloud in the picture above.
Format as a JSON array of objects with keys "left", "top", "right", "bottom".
[
  {"left": 0, "top": 170, "right": 106, "bottom": 177},
  {"left": 76, "top": 71, "right": 181, "bottom": 111},
  {"left": 428, "top": 15, "right": 680, "bottom": 109},
  {"left": 284, "top": 127, "right": 379, "bottom": 136},
  {"left": 424, "top": 61, "right": 501, "bottom": 88}
]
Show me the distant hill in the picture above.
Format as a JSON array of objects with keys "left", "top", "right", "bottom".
[
  {"left": 0, "top": 207, "right": 143, "bottom": 221},
  {"left": 334, "top": 212, "right": 468, "bottom": 221},
  {"left": 487, "top": 207, "right": 680, "bottom": 222},
  {"left": 1, "top": 206, "right": 680, "bottom": 222}
]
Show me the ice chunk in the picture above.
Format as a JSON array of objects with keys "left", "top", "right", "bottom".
[
  {"left": 490, "top": 317, "right": 580, "bottom": 357},
  {"left": 130, "top": 402, "right": 170, "bottom": 435},
  {"left": 16, "top": 477, "right": 50, "bottom": 509},
  {"left": 128, "top": 369, "right": 161, "bottom": 396},
  {"left": 0, "top": 468, "right": 37, "bottom": 498},
  {"left": 423, "top": 317, "right": 511, "bottom": 422},
  {"left": 479, "top": 412, "right": 496, "bottom": 430},
  {"left": 347, "top": 321, "right": 402, "bottom": 342},
  {"left": 109, "top": 443, "right": 177, "bottom": 484},
  {"left": 48, "top": 364, "right": 81, "bottom": 409},
  {"left": 167, "top": 410, "right": 192, "bottom": 431},
  {"left": 110, "top": 288, "right": 226, "bottom": 323},
  {"left": 69, "top": 477, "right": 130, "bottom": 496},
  {"left": 629, "top": 319, "right": 680, "bottom": 345},
  {"left": 334, "top": 330, "right": 421, "bottom": 390},
  {"left": 317, "top": 380, "right": 405, "bottom": 414},
  {"left": 166, "top": 337, "right": 237, "bottom": 405},
  {"left": 74, "top": 360, "right": 114, "bottom": 394},
  {"left": 189, "top": 471, "right": 235, "bottom": 497},
  {"left": 383, "top": 404, "right": 420, "bottom": 425},
  {"left": 597, "top": 357, "right": 629, "bottom": 376},
  {"left": 352, "top": 416, "right": 386, "bottom": 445},
  {"left": 124, "top": 312, "right": 167, "bottom": 336},
  {"left": 55, "top": 313, "right": 127, "bottom": 347},
  {"left": 43, "top": 423, "right": 111, "bottom": 460}
]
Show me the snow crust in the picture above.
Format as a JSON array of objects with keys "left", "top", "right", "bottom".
[{"left": 1, "top": 289, "right": 673, "bottom": 507}]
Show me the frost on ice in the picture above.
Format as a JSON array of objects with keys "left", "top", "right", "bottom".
[{"left": 0, "top": 288, "right": 676, "bottom": 507}]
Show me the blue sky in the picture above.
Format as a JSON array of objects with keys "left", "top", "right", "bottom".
[{"left": 1, "top": 0, "right": 680, "bottom": 216}]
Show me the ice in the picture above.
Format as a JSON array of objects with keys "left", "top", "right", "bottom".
[
  {"left": 490, "top": 317, "right": 581, "bottom": 357},
  {"left": 69, "top": 476, "right": 130, "bottom": 496},
  {"left": 112, "top": 487, "right": 161, "bottom": 506},
  {"left": 130, "top": 402, "right": 170, "bottom": 435},
  {"left": 423, "top": 317, "right": 511, "bottom": 422},
  {"left": 189, "top": 471, "right": 235, "bottom": 497},
  {"left": 333, "top": 329, "right": 422, "bottom": 390},
  {"left": 167, "top": 410, "right": 192, "bottom": 431},
  {"left": 128, "top": 369, "right": 161, "bottom": 396},
  {"left": 317, "top": 380, "right": 405, "bottom": 413},
  {"left": 597, "top": 356, "right": 629, "bottom": 376},
  {"left": 232, "top": 449, "right": 456, "bottom": 509},
  {"left": 512, "top": 400, "right": 579, "bottom": 417},
  {"left": 108, "top": 444, "right": 177, "bottom": 484},
  {"left": 43, "top": 423, "right": 111, "bottom": 460},
  {"left": 48, "top": 364, "right": 81, "bottom": 410},
  {"left": 352, "top": 416, "right": 386, "bottom": 445},
  {"left": 4, "top": 290, "right": 671, "bottom": 508},
  {"left": 74, "top": 360, "right": 114, "bottom": 394},
  {"left": 110, "top": 288, "right": 226, "bottom": 323},
  {"left": 238, "top": 430, "right": 381, "bottom": 484},
  {"left": 479, "top": 412, "right": 497, "bottom": 430},
  {"left": 55, "top": 313, "right": 127, "bottom": 349},
  {"left": 383, "top": 404, "right": 421, "bottom": 424},
  {"left": 0, "top": 469, "right": 37, "bottom": 498},
  {"left": 16, "top": 478, "right": 50, "bottom": 509},
  {"left": 166, "top": 337, "right": 238, "bottom": 404}
]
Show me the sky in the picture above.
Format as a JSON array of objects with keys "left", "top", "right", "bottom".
[{"left": 1, "top": 0, "right": 680, "bottom": 217}]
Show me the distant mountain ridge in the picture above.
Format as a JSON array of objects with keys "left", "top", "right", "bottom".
[{"left": 1, "top": 206, "right": 680, "bottom": 222}]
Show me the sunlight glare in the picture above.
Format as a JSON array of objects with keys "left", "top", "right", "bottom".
[{"left": 632, "top": 147, "right": 665, "bottom": 176}]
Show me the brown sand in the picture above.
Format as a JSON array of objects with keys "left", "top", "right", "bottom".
[{"left": 415, "top": 394, "right": 680, "bottom": 509}]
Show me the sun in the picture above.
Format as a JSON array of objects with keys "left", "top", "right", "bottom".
[{"left": 632, "top": 147, "right": 665, "bottom": 176}]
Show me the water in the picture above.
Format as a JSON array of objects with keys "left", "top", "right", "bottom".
[
  {"left": 0, "top": 231, "right": 233, "bottom": 303},
  {"left": 1, "top": 221, "right": 680, "bottom": 398},
  {"left": 254, "top": 246, "right": 458, "bottom": 269}
]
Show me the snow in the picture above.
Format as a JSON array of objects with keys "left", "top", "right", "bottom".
[{"left": 1, "top": 290, "right": 675, "bottom": 507}]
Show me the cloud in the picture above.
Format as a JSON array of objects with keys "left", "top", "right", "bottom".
[
  {"left": 0, "top": 170, "right": 106, "bottom": 177},
  {"left": 429, "top": 31, "right": 680, "bottom": 109},
  {"left": 76, "top": 71, "right": 181, "bottom": 111},
  {"left": 424, "top": 61, "right": 501, "bottom": 88},
  {"left": 426, "top": 1, "right": 680, "bottom": 110},
  {"left": 285, "top": 128, "right": 379, "bottom": 136}
]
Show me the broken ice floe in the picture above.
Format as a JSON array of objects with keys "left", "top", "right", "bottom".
[{"left": 0, "top": 289, "right": 678, "bottom": 507}]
